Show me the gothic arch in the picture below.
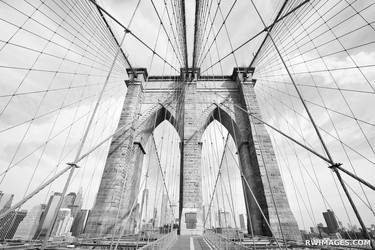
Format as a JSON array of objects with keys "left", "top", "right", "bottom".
[
  {"left": 200, "top": 105, "right": 242, "bottom": 145},
  {"left": 199, "top": 104, "right": 272, "bottom": 236},
  {"left": 86, "top": 68, "right": 301, "bottom": 240},
  {"left": 135, "top": 105, "right": 180, "bottom": 147}
]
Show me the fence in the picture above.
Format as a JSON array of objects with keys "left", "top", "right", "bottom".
[
  {"left": 203, "top": 230, "right": 251, "bottom": 250},
  {"left": 138, "top": 230, "right": 177, "bottom": 250}
]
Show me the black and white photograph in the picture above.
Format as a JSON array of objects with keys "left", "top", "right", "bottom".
[{"left": 0, "top": 0, "right": 374, "bottom": 249}]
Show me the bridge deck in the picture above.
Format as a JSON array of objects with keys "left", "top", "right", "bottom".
[{"left": 170, "top": 235, "right": 212, "bottom": 250}]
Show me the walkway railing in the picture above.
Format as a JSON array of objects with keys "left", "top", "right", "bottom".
[
  {"left": 138, "top": 230, "right": 177, "bottom": 250},
  {"left": 203, "top": 230, "right": 289, "bottom": 250},
  {"left": 203, "top": 230, "right": 250, "bottom": 250}
]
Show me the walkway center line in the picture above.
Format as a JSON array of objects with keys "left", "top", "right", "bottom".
[{"left": 190, "top": 236, "right": 195, "bottom": 250}]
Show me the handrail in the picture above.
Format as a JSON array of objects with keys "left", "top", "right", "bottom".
[
  {"left": 138, "top": 230, "right": 178, "bottom": 250},
  {"left": 204, "top": 230, "right": 251, "bottom": 250}
]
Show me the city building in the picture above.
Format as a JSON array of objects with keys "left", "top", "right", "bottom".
[
  {"left": 217, "top": 210, "right": 232, "bottom": 228},
  {"left": 72, "top": 188, "right": 84, "bottom": 216},
  {"left": 14, "top": 204, "right": 45, "bottom": 240},
  {"left": 0, "top": 210, "right": 27, "bottom": 240},
  {"left": 160, "top": 194, "right": 169, "bottom": 227},
  {"left": 310, "top": 226, "right": 318, "bottom": 234},
  {"left": 139, "top": 188, "right": 149, "bottom": 228},
  {"left": 52, "top": 208, "right": 74, "bottom": 237},
  {"left": 71, "top": 209, "right": 89, "bottom": 237},
  {"left": 239, "top": 214, "right": 246, "bottom": 230},
  {"left": 74, "top": 188, "right": 83, "bottom": 208},
  {"left": 129, "top": 203, "right": 140, "bottom": 233},
  {"left": 348, "top": 224, "right": 359, "bottom": 232},
  {"left": 152, "top": 207, "right": 158, "bottom": 228},
  {"left": 35, "top": 192, "right": 62, "bottom": 239},
  {"left": 0, "top": 192, "right": 13, "bottom": 213},
  {"left": 62, "top": 192, "right": 76, "bottom": 209},
  {"left": 323, "top": 209, "right": 339, "bottom": 234},
  {"left": 202, "top": 206, "right": 206, "bottom": 226}
]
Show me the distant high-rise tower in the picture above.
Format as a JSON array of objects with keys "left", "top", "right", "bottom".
[
  {"left": 52, "top": 208, "right": 74, "bottom": 237},
  {"left": 69, "top": 189, "right": 84, "bottom": 218},
  {"left": 0, "top": 210, "right": 27, "bottom": 240},
  {"left": 74, "top": 188, "right": 83, "bottom": 208},
  {"left": 0, "top": 192, "right": 13, "bottom": 213},
  {"left": 218, "top": 210, "right": 232, "bottom": 228},
  {"left": 71, "top": 209, "right": 89, "bottom": 237},
  {"left": 160, "top": 194, "right": 169, "bottom": 227},
  {"left": 36, "top": 192, "right": 62, "bottom": 239},
  {"left": 152, "top": 207, "right": 158, "bottom": 227},
  {"left": 139, "top": 188, "right": 149, "bottom": 226},
  {"left": 239, "top": 214, "right": 246, "bottom": 230},
  {"left": 129, "top": 203, "right": 139, "bottom": 233},
  {"left": 202, "top": 205, "right": 206, "bottom": 225},
  {"left": 62, "top": 192, "right": 76, "bottom": 208},
  {"left": 323, "top": 209, "right": 339, "bottom": 234},
  {"left": 14, "top": 204, "right": 45, "bottom": 240}
]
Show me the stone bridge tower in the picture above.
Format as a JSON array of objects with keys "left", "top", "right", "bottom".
[{"left": 85, "top": 67, "right": 301, "bottom": 241}]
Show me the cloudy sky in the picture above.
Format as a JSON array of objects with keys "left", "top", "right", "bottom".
[{"left": 0, "top": 0, "right": 375, "bottom": 234}]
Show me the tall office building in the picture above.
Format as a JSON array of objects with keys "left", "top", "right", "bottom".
[
  {"left": 71, "top": 209, "right": 89, "bottom": 237},
  {"left": 14, "top": 204, "right": 45, "bottom": 240},
  {"left": 74, "top": 188, "right": 83, "bottom": 208},
  {"left": 202, "top": 205, "right": 206, "bottom": 225},
  {"left": 160, "top": 194, "right": 169, "bottom": 226},
  {"left": 323, "top": 209, "right": 339, "bottom": 234},
  {"left": 0, "top": 192, "right": 13, "bottom": 213},
  {"left": 140, "top": 189, "right": 149, "bottom": 220},
  {"left": 0, "top": 210, "right": 27, "bottom": 240},
  {"left": 52, "top": 208, "right": 74, "bottom": 237},
  {"left": 36, "top": 192, "right": 62, "bottom": 239},
  {"left": 128, "top": 203, "right": 139, "bottom": 233},
  {"left": 239, "top": 214, "right": 246, "bottom": 230},
  {"left": 217, "top": 210, "right": 232, "bottom": 228},
  {"left": 152, "top": 207, "right": 158, "bottom": 227},
  {"left": 69, "top": 189, "right": 84, "bottom": 218},
  {"left": 62, "top": 192, "right": 76, "bottom": 209}
]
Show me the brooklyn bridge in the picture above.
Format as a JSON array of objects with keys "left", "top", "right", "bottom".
[{"left": 0, "top": 0, "right": 374, "bottom": 249}]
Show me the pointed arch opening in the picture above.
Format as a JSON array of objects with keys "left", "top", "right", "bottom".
[
  {"left": 200, "top": 106, "right": 248, "bottom": 232},
  {"left": 136, "top": 109, "right": 181, "bottom": 233}
]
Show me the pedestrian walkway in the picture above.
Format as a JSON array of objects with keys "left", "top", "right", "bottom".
[{"left": 169, "top": 235, "right": 213, "bottom": 250}]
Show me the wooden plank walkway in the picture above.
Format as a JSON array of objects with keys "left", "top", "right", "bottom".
[{"left": 169, "top": 235, "right": 212, "bottom": 250}]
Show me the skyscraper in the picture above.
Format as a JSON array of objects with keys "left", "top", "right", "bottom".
[
  {"left": 139, "top": 188, "right": 149, "bottom": 226},
  {"left": 52, "top": 208, "right": 74, "bottom": 237},
  {"left": 323, "top": 209, "right": 339, "bottom": 234},
  {"left": 129, "top": 203, "right": 139, "bottom": 233},
  {"left": 0, "top": 192, "right": 13, "bottom": 213},
  {"left": 218, "top": 211, "right": 232, "bottom": 228},
  {"left": 160, "top": 194, "right": 169, "bottom": 226},
  {"left": 36, "top": 192, "right": 62, "bottom": 239},
  {"left": 152, "top": 207, "right": 158, "bottom": 227},
  {"left": 0, "top": 210, "right": 27, "bottom": 240},
  {"left": 14, "top": 204, "right": 45, "bottom": 240},
  {"left": 239, "top": 214, "right": 246, "bottom": 230},
  {"left": 73, "top": 188, "right": 83, "bottom": 208},
  {"left": 71, "top": 209, "right": 89, "bottom": 237},
  {"left": 62, "top": 192, "right": 76, "bottom": 208},
  {"left": 71, "top": 189, "right": 84, "bottom": 218},
  {"left": 202, "top": 205, "right": 206, "bottom": 225}
]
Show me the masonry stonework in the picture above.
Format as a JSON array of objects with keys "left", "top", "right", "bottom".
[
  {"left": 85, "top": 69, "right": 147, "bottom": 236},
  {"left": 85, "top": 67, "right": 301, "bottom": 241}
]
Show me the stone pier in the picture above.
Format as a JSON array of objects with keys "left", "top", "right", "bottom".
[{"left": 85, "top": 67, "right": 301, "bottom": 241}]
